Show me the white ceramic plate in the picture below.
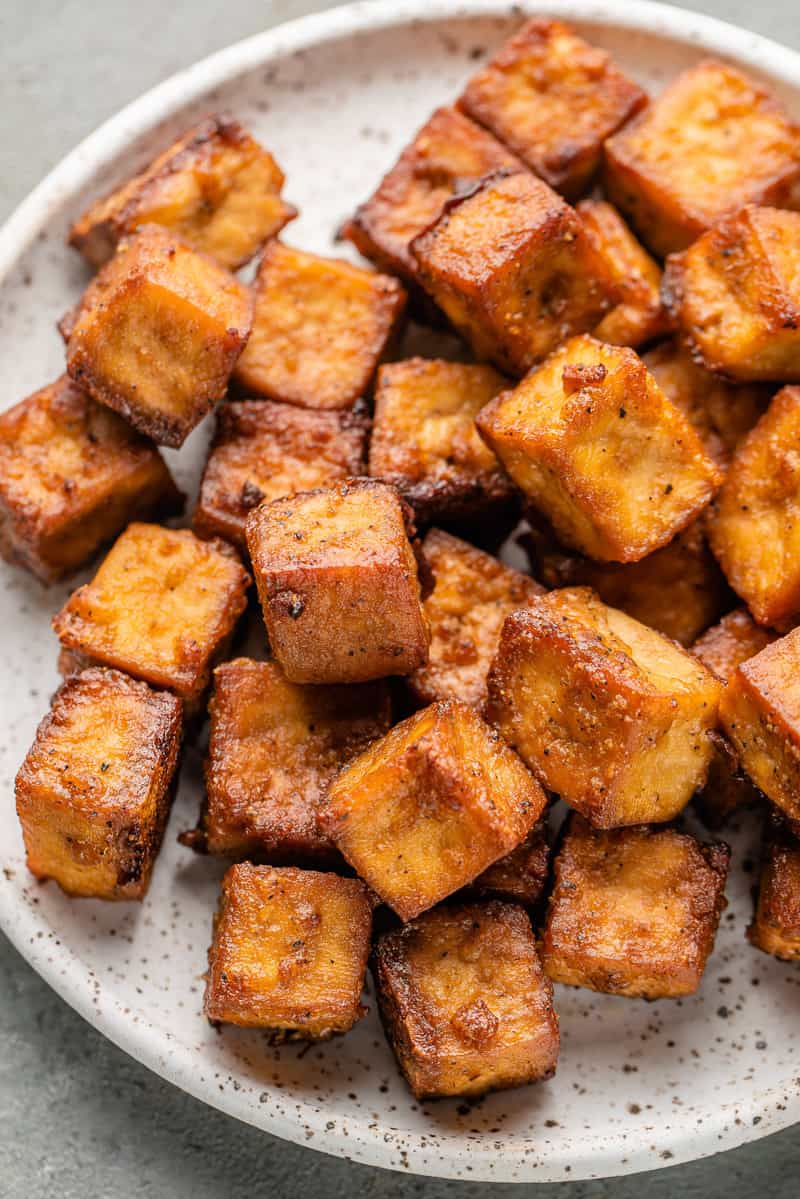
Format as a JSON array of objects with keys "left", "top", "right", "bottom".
[{"left": 1, "top": 0, "right": 799, "bottom": 1182}]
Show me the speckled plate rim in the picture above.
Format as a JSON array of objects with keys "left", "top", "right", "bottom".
[{"left": 1, "top": 0, "right": 799, "bottom": 1181}]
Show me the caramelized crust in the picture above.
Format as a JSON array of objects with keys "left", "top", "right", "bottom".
[
  {"left": 693, "top": 607, "right": 779, "bottom": 683},
  {"left": 749, "top": 809, "right": 800, "bottom": 960},
  {"left": 466, "top": 820, "right": 550, "bottom": 908}
]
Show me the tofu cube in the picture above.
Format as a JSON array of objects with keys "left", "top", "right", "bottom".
[
  {"left": 368, "top": 358, "right": 516, "bottom": 527},
  {"left": 486, "top": 588, "right": 721, "bottom": 827},
  {"left": 372, "top": 901, "right": 559, "bottom": 1098},
  {"left": 719, "top": 627, "right": 800, "bottom": 823},
  {"left": 408, "top": 528, "right": 543, "bottom": 711},
  {"left": 233, "top": 241, "right": 406, "bottom": 410},
  {"left": 246, "top": 479, "right": 429, "bottom": 684},
  {"left": 194, "top": 399, "right": 369, "bottom": 552},
  {"left": 410, "top": 170, "right": 616, "bottom": 377},
  {"left": 477, "top": 335, "right": 721, "bottom": 563},
  {"left": 15, "top": 667, "right": 182, "bottom": 899},
  {"left": 709, "top": 387, "right": 800, "bottom": 626},
  {"left": 541, "top": 815, "right": 730, "bottom": 997},
  {"left": 187, "top": 657, "right": 391, "bottom": 860},
  {"left": 66, "top": 224, "right": 252, "bottom": 447},
  {"left": 604, "top": 59, "right": 800, "bottom": 256},
  {"left": 577, "top": 200, "right": 672, "bottom": 348},
  {"left": 68, "top": 116, "right": 296, "bottom": 271},
  {"left": 459, "top": 18, "right": 646, "bottom": 199},
  {"left": 52, "top": 523, "right": 250, "bottom": 711},
  {"left": 204, "top": 863, "right": 372, "bottom": 1038},
  {"left": 664, "top": 206, "right": 800, "bottom": 383},
  {"left": 324, "top": 699, "right": 547, "bottom": 920},
  {"left": 749, "top": 810, "right": 800, "bottom": 960},
  {"left": 0, "top": 375, "right": 182, "bottom": 583},
  {"left": 467, "top": 820, "right": 550, "bottom": 908}
]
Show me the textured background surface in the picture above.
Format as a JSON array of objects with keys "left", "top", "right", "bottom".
[{"left": 1, "top": 1, "right": 799, "bottom": 1195}]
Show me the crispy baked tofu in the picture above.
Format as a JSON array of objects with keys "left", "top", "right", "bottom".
[
  {"left": 372, "top": 901, "right": 559, "bottom": 1098},
  {"left": 459, "top": 18, "right": 646, "bottom": 199},
  {"left": 577, "top": 200, "right": 672, "bottom": 348},
  {"left": 604, "top": 60, "right": 800, "bottom": 256},
  {"left": 194, "top": 399, "right": 369, "bottom": 552},
  {"left": 324, "top": 699, "right": 547, "bottom": 920},
  {"left": 233, "top": 241, "right": 406, "bottom": 409},
  {"left": 368, "top": 358, "right": 515, "bottom": 527},
  {"left": 0, "top": 375, "right": 181, "bottom": 583},
  {"left": 410, "top": 171, "right": 616, "bottom": 376},
  {"left": 52, "top": 523, "right": 250, "bottom": 711},
  {"left": 664, "top": 206, "right": 800, "bottom": 383},
  {"left": 720, "top": 626, "right": 800, "bottom": 822},
  {"left": 466, "top": 820, "right": 550, "bottom": 908},
  {"left": 246, "top": 479, "right": 429, "bottom": 684},
  {"left": 709, "top": 387, "right": 800, "bottom": 626},
  {"left": 66, "top": 224, "right": 252, "bottom": 447},
  {"left": 541, "top": 815, "right": 730, "bottom": 997},
  {"left": 749, "top": 809, "right": 800, "bottom": 960},
  {"left": 477, "top": 335, "right": 721, "bottom": 563},
  {"left": 204, "top": 863, "right": 372, "bottom": 1038},
  {"left": 186, "top": 658, "right": 391, "bottom": 861},
  {"left": 68, "top": 116, "right": 296, "bottom": 271},
  {"left": 486, "top": 588, "right": 721, "bottom": 827},
  {"left": 15, "top": 668, "right": 182, "bottom": 899},
  {"left": 407, "top": 528, "right": 543, "bottom": 711}
]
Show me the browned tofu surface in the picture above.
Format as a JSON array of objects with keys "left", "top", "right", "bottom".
[
  {"left": 233, "top": 241, "right": 406, "bottom": 409},
  {"left": 486, "top": 588, "right": 721, "bottom": 827},
  {"left": 68, "top": 116, "right": 296, "bottom": 271},
  {"left": 15, "top": 668, "right": 182, "bottom": 899},
  {"left": 709, "top": 387, "right": 800, "bottom": 626},
  {"left": 664, "top": 206, "right": 800, "bottom": 383},
  {"left": 477, "top": 335, "right": 721, "bottom": 563},
  {"left": 66, "top": 224, "right": 252, "bottom": 447},
  {"left": 408, "top": 528, "right": 543, "bottom": 711},
  {"left": 410, "top": 171, "right": 616, "bottom": 377},
  {"left": 194, "top": 400, "right": 369, "bottom": 552},
  {"left": 459, "top": 18, "right": 646, "bottom": 199},
  {"left": 204, "top": 863, "right": 372, "bottom": 1038},
  {"left": 373, "top": 901, "right": 559, "bottom": 1098},
  {"left": 541, "top": 816, "right": 730, "bottom": 998},
  {"left": 53, "top": 523, "right": 250, "bottom": 709},
  {"left": 324, "top": 699, "right": 547, "bottom": 920},
  {"left": 604, "top": 60, "right": 800, "bottom": 256},
  {"left": 246, "top": 479, "right": 428, "bottom": 684},
  {"left": 189, "top": 658, "right": 391, "bottom": 860},
  {"left": 0, "top": 375, "right": 181, "bottom": 583},
  {"left": 466, "top": 820, "right": 550, "bottom": 908},
  {"left": 343, "top": 105, "right": 523, "bottom": 292},
  {"left": 749, "top": 810, "right": 800, "bottom": 960}
]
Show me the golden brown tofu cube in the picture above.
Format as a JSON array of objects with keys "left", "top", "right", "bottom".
[
  {"left": 577, "top": 200, "right": 672, "bottom": 348},
  {"left": 643, "top": 340, "right": 768, "bottom": 471},
  {"left": 749, "top": 810, "right": 800, "bottom": 960},
  {"left": 477, "top": 335, "right": 721, "bottom": 563},
  {"left": 204, "top": 863, "right": 372, "bottom": 1038},
  {"left": 709, "top": 388, "right": 800, "bottom": 626},
  {"left": 15, "top": 668, "right": 182, "bottom": 899},
  {"left": 68, "top": 116, "right": 296, "bottom": 271},
  {"left": 459, "top": 18, "right": 646, "bottom": 200},
  {"left": 233, "top": 241, "right": 406, "bottom": 410},
  {"left": 720, "top": 627, "right": 800, "bottom": 823},
  {"left": 372, "top": 901, "right": 558, "bottom": 1098},
  {"left": 541, "top": 816, "right": 729, "bottom": 998},
  {"left": 410, "top": 171, "right": 616, "bottom": 377},
  {"left": 187, "top": 657, "right": 391, "bottom": 861},
  {"left": 66, "top": 224, "right": 252, "bottom": 447},
  {"left": 0, "top": 375, "right": 182, "bottom": 583},
  {"left": 194, "top": 399, "right": 369, "bottom": 552},
  {"left": 246, "top": 479, "right": 428, "bottom": 684},
  {"left": 52, "top": 523, "right": 250, "bottom": 711},
  {"left": 486, "top": 588, "right": 721, "bottom": 827},
  {"left": 343, "top": 105, "right": 523, "bottom": 294},
  {"left": 408, "top": 528, "right": 543, "bottom": 711},
  {"left": 604, "top": 60, "right": 800, "bottom": 257},
  {"left": 368, "top": 359, "right": 515, "bottom": 527},
  {"left": 466, "top": 820, "right": 550, "bottom": 908},
  {"left": 664, "top": 206, "right": 800, "bottom": 383},
  {"left": 324, "top": 699, "right": 546, "bottom": 920}
]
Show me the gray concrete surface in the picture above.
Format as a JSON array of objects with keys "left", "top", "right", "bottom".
[{"left": 1, "top": 1, "right": 799, "bottom": 1195}]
